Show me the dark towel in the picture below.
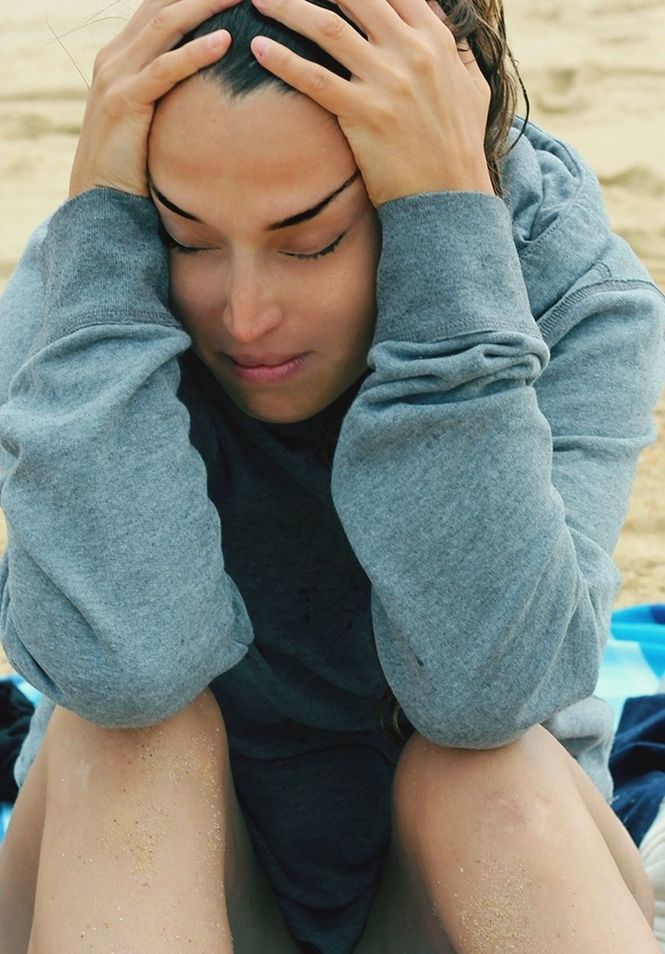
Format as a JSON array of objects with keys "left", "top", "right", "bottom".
[
  {"left": 610, "top": 693, "right": 665, "bottom": 847},
  {"left": 0, "top": 682, "right": 35, "bottom": 802}
]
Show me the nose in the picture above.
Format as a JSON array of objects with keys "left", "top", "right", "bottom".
[{"left": 222, "top": 257, "right": 284, "bottom": 344}]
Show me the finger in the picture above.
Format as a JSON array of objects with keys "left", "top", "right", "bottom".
[
  {"left": 422, "top": 1, "right": 485, "bottom": 79},
  {"left": 130, "top": 29, "right": 232, "bottom": 105},
  {"left": 455, "top": 41, "right": 485, "bottom": 81},
  {"left": 325, "top": 0, "right": 406, "bottom": 44},
  {"left": 102, "top": 0, "right": 186, "bottom": 59},
  {"left": 251, "top": 0, "right": 375, "bottom": 78},
  {"left": 250, "top": 35, "right": 356, "bottom": 114},
  {"left": 381, "top": 0, "right": 444, "bottom": 30},
  {"left": 122, "top": 0, "right": 185, "bottom": 37},
  {"left": 120, "top": 0, "right": 243, "bottom": 73}
]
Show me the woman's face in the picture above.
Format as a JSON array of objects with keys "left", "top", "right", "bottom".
[{"left": 148, "top": 77, "right": 381, "bottom": 424}]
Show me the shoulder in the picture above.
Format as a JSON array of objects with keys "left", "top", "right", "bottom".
[
  {"left": 0, "top": 217, "right": 52, "bottom": 406},
  {"left": 499, "top": 117, "right": 664, "bottom": 338}
]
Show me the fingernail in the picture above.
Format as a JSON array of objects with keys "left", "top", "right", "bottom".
[
  {"left": 252, "top": 37, "right": 271, "bottom": 58},
  {"left": 208, "top": 29, "right": 230, "bottom": 50}
]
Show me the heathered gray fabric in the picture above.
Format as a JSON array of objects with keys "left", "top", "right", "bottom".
[{"left": 2, "top": 118, "right": 665, "bottom": 811}]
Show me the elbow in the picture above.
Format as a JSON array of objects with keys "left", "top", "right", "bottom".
[
  {"left": 398, "top": 658, "right": 602, "bottom": 752},
  {"left": 2, "top": 573, "right": 253, "bottom": 728},
  {"left": 66, "top": 641, "right": 249, "bottom": 728},
  {"left": 388, "top": 591, "right": 606, "bottom": 751},
  {"left": 395, "top": 679, "right": 529, "bottom": 749},
  {"left": 68, "top": 667, "right": 201, "bottom": 728},
  {"left": 406, "top": 702, "right": 527, "bottom": 751},
  {"left": 7, "top": 636, "right": 249, "bottom": 730}
]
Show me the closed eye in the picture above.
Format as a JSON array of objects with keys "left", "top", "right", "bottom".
[
  {"left": 158, "top": 221, "right": 210, "bottom": 255},
  {"left": 158, "top": 221, "right": 347, "bottom": 261},
  {"left": 283, "top": 233, "right": 347, "bottom": 260}
]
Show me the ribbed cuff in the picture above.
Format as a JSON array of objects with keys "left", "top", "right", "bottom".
[
  {"left": 373, "top": 191, "right": 539, "bottom": 345},
  {"left": 40, "top": 188, "right": 177, "bottom": 344}
]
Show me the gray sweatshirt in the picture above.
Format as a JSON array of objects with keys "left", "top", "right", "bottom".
[{"left": 2, "top": 119, "right": 664, "bottom": 803}]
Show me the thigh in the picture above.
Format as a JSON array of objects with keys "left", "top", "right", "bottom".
[
  {"left": 559, "top": 734, "right": 655, "bottom": 926},
  {"left": 219, "top": 726, "right": 304, "bottom": 954},
  {"left": 352, "top": 827, "right": 455, "bottom": 954},
  {"left": 0, "top": 740, "right": 48, "bottom": 954},
  {"left": 0, "top": 689, "right": 302, "bottom": 954},
  {"left": 353, "top": 725, "right": 656, "bottom": 954}
]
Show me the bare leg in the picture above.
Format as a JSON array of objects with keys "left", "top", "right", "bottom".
[
  {"left": 0, "top": 688, "right": 300, "bottom": 954},
  {"left": 26, "top": 690, "right": 233, "bottom": 953},
  {"left": 639, "top": 798, "right": 665, "bottom": 948},
  {"left": 356, "top": 725, "right": 659, "bottom": 954},
  {"left": 394, "top": 726, "right": 661, "bottom": 954},
  {"left": 0, "top": 735, "right": 48, "bottom": 954}
]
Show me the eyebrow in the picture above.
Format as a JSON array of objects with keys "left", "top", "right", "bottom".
[{"left": 149, "top": 170, "right": 361, "bottom": 231}]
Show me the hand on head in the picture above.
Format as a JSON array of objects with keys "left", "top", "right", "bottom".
[
  {"left": 69, "top": 0, "right": 494, "bottom": 206},
  {"left": 69, "top": 0, "right": 241, "bottom": 199},
  {"left": 247, "top": 0, "right": 495, "bottom": 203}
]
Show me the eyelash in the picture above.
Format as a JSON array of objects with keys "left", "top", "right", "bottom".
[{"left": 157, "top": 222, "right": 346, "bottom": 261}]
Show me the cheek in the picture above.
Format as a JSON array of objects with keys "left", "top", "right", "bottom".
[
  {"left": 167, "top": 258, "right": 220, "bottom": 335},
  {"left": 165, "top": 218, "right": 380, "bottom": 347},
  {"left": 333, "top": 223, "right": 380, "bottom": 339}
]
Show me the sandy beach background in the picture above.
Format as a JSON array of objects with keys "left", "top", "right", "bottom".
[{"left": 0, "top": 0, "right": 663, "bottom": 675}]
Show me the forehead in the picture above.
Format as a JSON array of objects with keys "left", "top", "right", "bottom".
[{"left": 148, "top": 77, "right": 356, "bottom": 227}]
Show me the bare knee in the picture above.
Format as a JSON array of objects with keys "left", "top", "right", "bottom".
[
  {"left": 393, "top": 727, "right": 656, "bottom": 926},
  {"left": 46, "top": 686, "right": 227, "bottom": 747},
  {"left": 393, "top": 728, "right": 560, "bottom": 844},
  {"left": 42, "top": 687, "right": 229, "bottom": 798}
]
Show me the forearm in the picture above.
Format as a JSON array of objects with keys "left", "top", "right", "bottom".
[
  {"left": 0, "top": 190, "right": 253, "bottom": 726},
  {"left": 331, "top": 190, "right": 665, "bottom": 748}
]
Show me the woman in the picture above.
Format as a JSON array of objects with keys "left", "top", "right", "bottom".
[{"left": 0, "top": 0, "right": 663, "bottom": 951}]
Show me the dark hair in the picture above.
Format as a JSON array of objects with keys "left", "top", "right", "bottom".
[
  {"left": 187, "top": 1, "right": 356, "bottom": 93},
  {"left": 186, "top": 0, "right": 529, "bottom": 199},
  {"left": 185, "top": 0, "right": 529, "bottom": 743}
]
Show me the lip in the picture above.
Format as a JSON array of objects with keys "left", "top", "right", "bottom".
[
  {"left": 227, "top": 352, "right": 310, "bottom": 383},
  {"left": 230, "top": 352, "right": 304, "bottom": 367}
]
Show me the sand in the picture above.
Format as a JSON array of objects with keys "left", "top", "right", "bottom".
[{"left": 0, "top": 0, "right": 663, "bottom": 676}]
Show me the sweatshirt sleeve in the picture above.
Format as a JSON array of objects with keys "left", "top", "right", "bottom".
[
  {"left": 330, "top": 190, "right": 665, "bottom": 750},
  {"left": 0, "top": 188, "right": 253, "bottom": 728}
]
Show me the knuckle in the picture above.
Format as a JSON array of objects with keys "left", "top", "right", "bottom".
[
  {"left": 409, "top": 40, "right": 436, "bottom": 76},
  {"left": 92, "top": 48, "right": 114, "bottom": 82},
  {"left": 92, "top": 50, "right": 106, "bottom": 77},
  {"left": 103, "top": 84, "right": 130, "bottom": 119},
  {"left": 440, "top": 23, "right": 459, "bottom": 49},
  {"left": 367, "top": 97, "right": 394, "bottom": 129},
  {"left": 307, "top": 66, "right": 330, "bottom": 96},
  {"left": 93, "top": 62, "right": 117, "bottom": 97},
  {"left": 147, "top": 55, "right": 172, "bottom": 83},
  {"left": 390, "top": 69, "right": 414, "bottom": 99},
  {"left": 148, "top": 9, "right": 171, "bottom": 34},
  {"left": 320, "top": 11, "right": 346, "bottom": 40}
]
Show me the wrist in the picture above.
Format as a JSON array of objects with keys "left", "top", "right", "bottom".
[
  {"left": 434, "top": 165, "right": 496, "bottom": 196},
  {"left": 382, "top": 166, "right": 496, "bottom": 204}
]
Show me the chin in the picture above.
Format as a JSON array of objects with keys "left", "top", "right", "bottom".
[{"left": 223, "top": 389, "right": 328, "bottom": 425}]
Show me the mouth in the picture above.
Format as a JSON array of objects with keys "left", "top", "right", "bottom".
[
  {"left": 229, "top": 353, "right": 307, "bottom": 368},
  {"left": 226, "top": 352, "right": 311, "bottom": 383}
]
